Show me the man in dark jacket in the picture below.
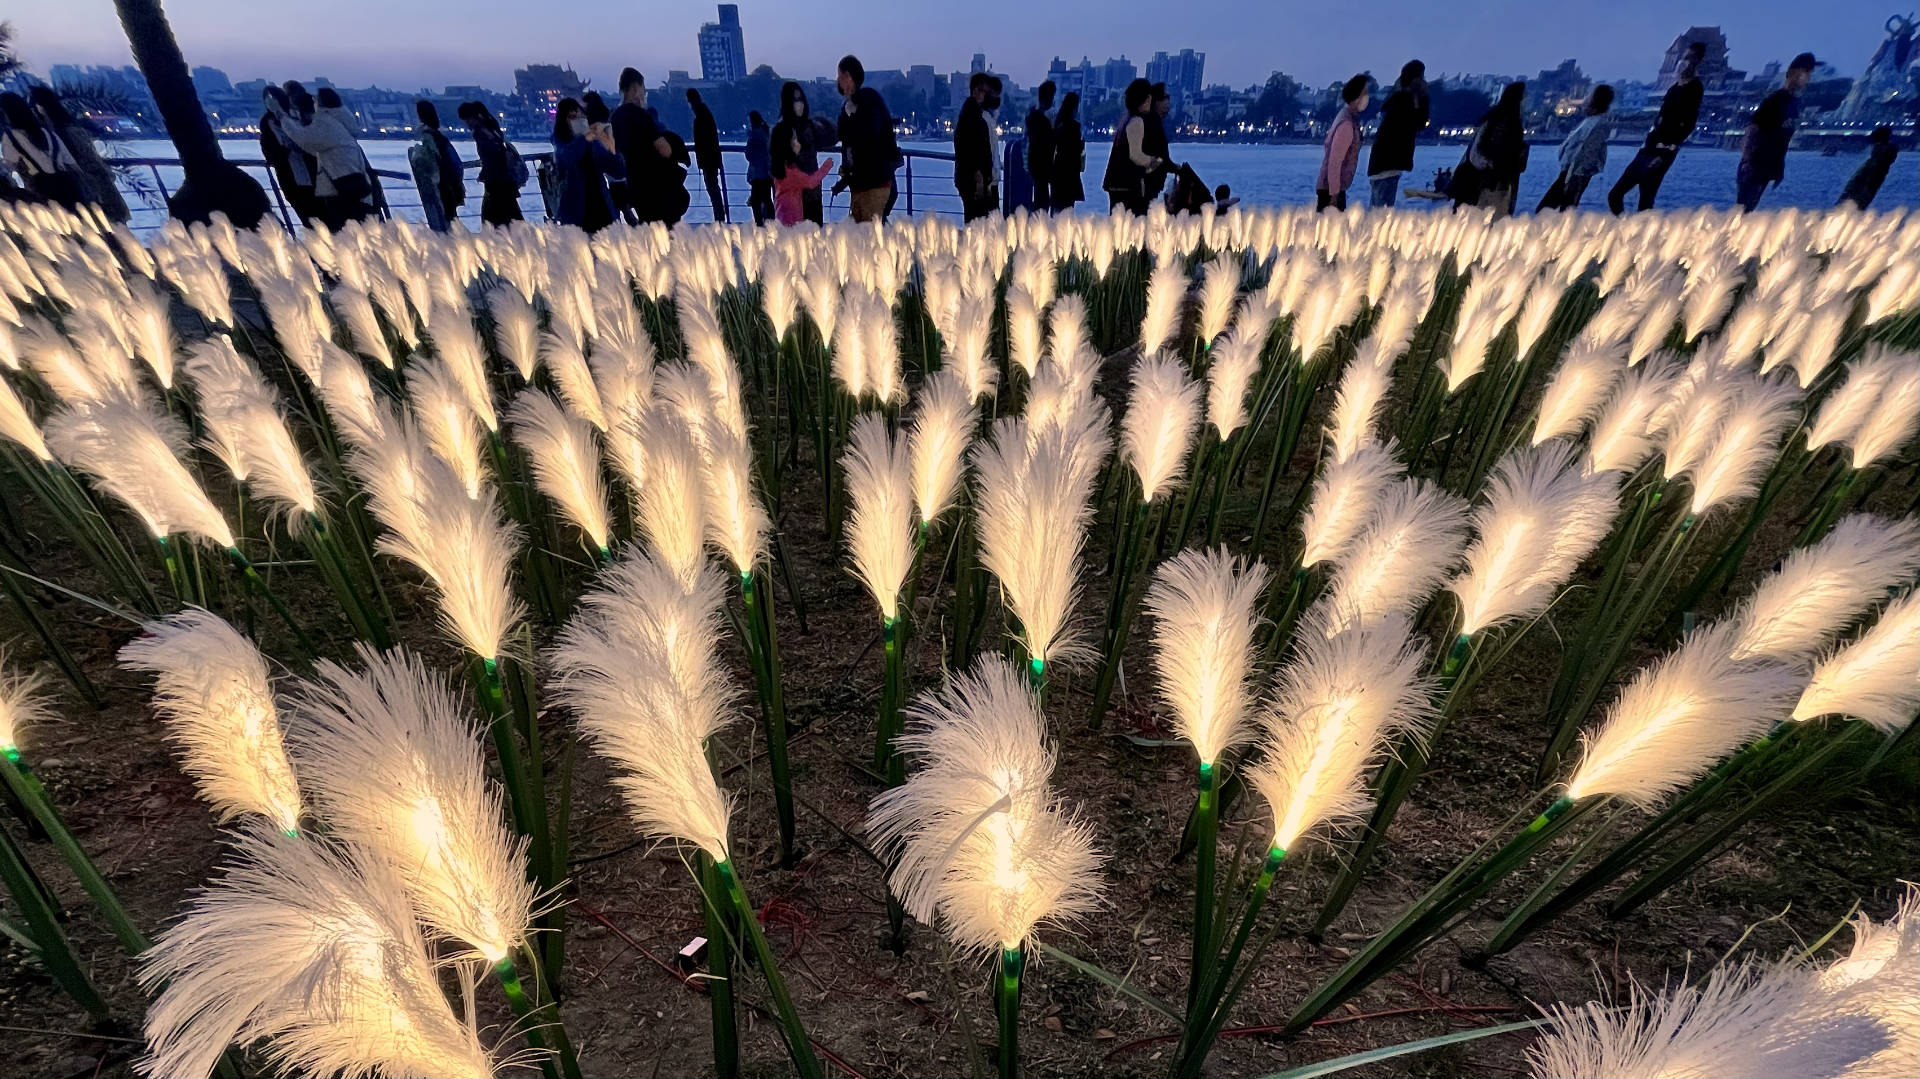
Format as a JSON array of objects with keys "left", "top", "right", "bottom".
[
  {"left": 836, "top": 55, "right": 900, "bottom": 222},
  {"left": 687, "top": 88, "right": 726, "bottom": 222},
  {"left": 1608, "top": 42, "right": 1706, "bottom": 214},
  {"left": 955, "top": 72, "right": 999, "bottom": 221},
  {"left": 611, "top": 68, "right": 674, "bottom": 222},
  {"left": 1367, "top": 60, "right": 1428, "bottom": 207},
  {"left": 1738, "top": 51, "right": 1815, "bottom": 212},
  {"left": 1838, "top": 126, "right": 1899, "bottom": 210},
  {"left": 1025, "top": 80, "right": 1056, "bottom": 212}
]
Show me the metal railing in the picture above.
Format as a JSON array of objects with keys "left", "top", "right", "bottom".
[{"left": 110, "top": 142, "right": 964, "bottom": 234}]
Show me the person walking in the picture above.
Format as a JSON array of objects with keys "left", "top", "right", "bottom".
[
  {"left": 1838, "top": 126, "right": 1899, "bottom": 210},
  {"left": 836, "top": 55, "right": 900, "bottom": 223},
  {"left": 1608, "top": 41, "right": 1706, "bottom": 214},
  {"left": 460, "top": 102, "right": 525, "bottom": 226},
  {"left": 687, "top": 88, "right": 727, "bottom": 222},
  {"left": 1051, "top": 91, "right": 1085, "bottom": 211},
  {"left": 955, "top": 72, "right": 999, "bottom": 221},
  {"left": 771, "top": 80, "right": 834, "bottom": 225},
  {"left": 412, "top": 100, "right": 465, "bottom": 230},
  {"left": 1450, "top": 82, "right": 1527, "bottom": 218},
  {"left": 550, "top": 97, "right": 624, "bottom": 233},
  {"left": 281, "top": 86, "right": 376, "bottom": 230},
  {"left": 1026, "top": 80, "right": 1056, "bottom": 212},
  {"left": 1103, "top": 78, "right": 1165, "bottom": 215},
  {"left": 0, "top": 92, "right": 85, "bottom": 211},
  {"left": 1738, "top": 52, "right": 1815, "bottom": 212},
  {"left": 1538, "top": 84, "right": 1613, "bottom": 211},
  {"left": 745, "top": 110, "right": 775, "bottom": 225},
  {"left": 28, "top": 87, "right": 129, "bottom": 222},
  {"left": 1316, "top": 74, "right": 1370, "bottom": 212},
  {"left": 1367, "top": 60, "right": 1428, "bottom": 207},
  {"left": 611, "top": 68, "right": 675, "bottom": 224}
]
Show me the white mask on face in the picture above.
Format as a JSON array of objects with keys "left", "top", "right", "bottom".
[{"left": 572, "top": 116, "right": 588, "bottom": 136}]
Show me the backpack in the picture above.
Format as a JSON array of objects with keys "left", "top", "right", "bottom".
[{"left": 500, "top": 135, "right": 530, "bottom": 188}]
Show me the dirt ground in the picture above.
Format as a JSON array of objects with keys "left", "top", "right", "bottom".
[{"left": 4, "top": 339, "right": 1917, "bottom": 1079}]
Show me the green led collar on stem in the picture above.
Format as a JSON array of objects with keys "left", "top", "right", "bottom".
[
  {"left": 1440, "top": 632, "right": 1473, "bottom": 678},
  {"left": 3, "top": 744, "right": 20, "bottom": 765},
  {"left": 1524, "top": 794, "right": 1577, "bottom": 834},
  {"left": 1197, "top": 760, "right": 1215, "bottom": 790},
  {"left": 1678, "top": 513, "right": 1698, "bottom": 534}
]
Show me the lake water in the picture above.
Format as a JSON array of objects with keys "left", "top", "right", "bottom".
[{"left": 108, "top": 136, "right": 1916, "bottom": 233}]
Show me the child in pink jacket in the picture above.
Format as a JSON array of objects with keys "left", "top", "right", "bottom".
[{"left": 774, "top": 156, "right": 835, "bottom": 225}]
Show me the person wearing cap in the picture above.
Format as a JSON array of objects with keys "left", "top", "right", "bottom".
[{"left": 1737, "top": 51, "right": 1816, "bottom": 212}]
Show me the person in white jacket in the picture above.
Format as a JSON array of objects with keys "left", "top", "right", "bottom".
[
  {"left": 1538, "top": 85, "right": 1614, "bottom": 212},
  {"left": 281, "top": 86, "right": 375, "bottom": 229}
]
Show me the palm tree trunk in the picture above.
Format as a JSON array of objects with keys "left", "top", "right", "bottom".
[{"left": 113, "top": 0, "right": 270, "bottom": 226}]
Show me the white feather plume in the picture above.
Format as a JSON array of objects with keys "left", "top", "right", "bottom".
[
  {"left": 1144, "top": 548, "right": 1269, "bottom": 765},
  {"left": 118, "top": 609, "right": 302, "bottom": 833},
  {"left": 1450, "top": 443, "right": 1621, "bottom": 635}
]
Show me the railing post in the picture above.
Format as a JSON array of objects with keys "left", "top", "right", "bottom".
[
  {"left": 262, "top": 167, "right": 297, "bottom": 235},
  {"left": 904, "top": 154, "right": 915, "bottom": 216},
  {"left": 149, "top": 164, "right": 171, "bottom": 204}
]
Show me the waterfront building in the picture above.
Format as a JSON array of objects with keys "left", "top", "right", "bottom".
[{"left": 698, "top": 5, "right": 748, "bottom": 83}]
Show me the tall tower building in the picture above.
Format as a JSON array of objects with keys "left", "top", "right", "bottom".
[{"left": 698, "top": 4, "right": 748, "bottom": 83}]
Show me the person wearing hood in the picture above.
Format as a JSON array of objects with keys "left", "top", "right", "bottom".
[
  {"left": 688, "top": 88, "right": 726, "bottom": 222},
  {"left": 1451, "top": 81, "right": 1528, "bottom": 217},
  {"left": 1366, "top": 60, "right": 1428, "bottom": 207},
  {"left": 1608, "top": 41, "right": 1706, "bottom": 214},
  {"left": 771, "top": 80, "right": 835, "bottom": 225},
  {"left": 0, "top": 92, "right": 85, "bottom": 210},
  {"left": 1316, "top": 74, "right": 1370, "bottom": 212},
  {"left": 1838, "top": 126, "right": 1899, "bottom": 210},
  {"left": 550, "top": 96, "right": 624, "bottom": 233},
  {"left": 836, "top": 55, "right": 900, "bottom": 222},
  {"left": 1051, "top": 91, "right": 1085, "bottom": 210},
  {"left": 281, "top": 86, "right": 376, "bottom": 229},
  {"left": 744, "top": 110, "right": 774, "bottom": 224},
  {"left": 411, "top": 100, "right": 465, "bottom": 230},
  {"left": 1538, "top": 84, "right": 1613, "bottom": 211},
  {"left": 1025, "top": 80, "right": 1056, "bottom": 212},
  {"left": 459, "top": 102, "right": 525, "bottom": 226},
  {"left": 955, "top": 71, "right": 1000, "bottom": 221},
  {"left": 27, "top": 87, "right": 129, "bottom": 222},
  {"left": 1737, "top": 51, "right": 1815, "bottom": 212}
]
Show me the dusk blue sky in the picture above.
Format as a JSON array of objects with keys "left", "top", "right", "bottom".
[{"left": 8, "top": 1, "right": 1905, "bottom": 92}]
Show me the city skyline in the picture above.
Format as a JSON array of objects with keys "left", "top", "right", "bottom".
[{"left": 8, "top": 0, "right": 1906, "bottom": 94}]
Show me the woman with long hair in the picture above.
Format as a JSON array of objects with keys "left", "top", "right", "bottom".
[
  {"left": 1451, "top": 81, "right": 1528, "bottom": 218},
  {"left": 1102, "top": 79, "right": 1164, "bottom": 216},
  {"left": 0, "top": 91, "right": 85, "bottom": 210},
  {"left": 28, "top": 86, "right": 129, "bottom": 222},
  {"left": 1051, "top": 91, "right": 1085, "bottom": 211},
  {"left": 459, "top": 102, "right": 525, "bottom": 227},
  {"left": 770, "top": 80, "right": 833, "bottom": 224}
]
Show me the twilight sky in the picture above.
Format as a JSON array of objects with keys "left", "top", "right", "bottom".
[{"left": 8, "top": 0, "right": 1903, "bottom": 92}]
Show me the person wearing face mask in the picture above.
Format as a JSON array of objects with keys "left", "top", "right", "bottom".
[
  {"left": 610, "top": 68, "right": 675, "bottom": 224},
  {"left": 1608, "top": 41, "right": 1705, "bottom": 214},
  {"left": 550, "top": 97, "right": 625, "bottom": 232},
  {"left": 771, "top": 80, "right": 835, "bottom": 225},
  {"left": 954, "top": 72, "right": 999, "bottom": 221},
  {"left": 1737, "top": 51, "right": 1815, "bottom": 212}
]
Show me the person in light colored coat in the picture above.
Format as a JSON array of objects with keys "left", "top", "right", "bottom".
[
  {"left": 281, "top": 87, "right": 375, "bottom": 229},
  {"left": 1538, "top": 85, "right": 1614, "bottom": 212}
]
